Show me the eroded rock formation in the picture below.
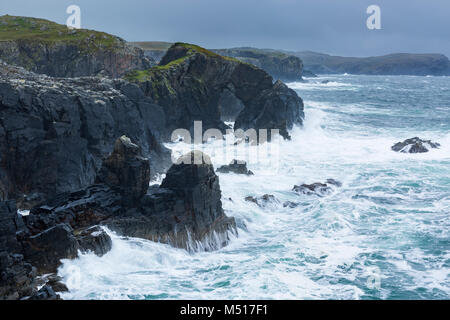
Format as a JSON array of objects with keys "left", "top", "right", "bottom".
[{"left": 125, "top": 43, "right": 304, "bottom": 140}]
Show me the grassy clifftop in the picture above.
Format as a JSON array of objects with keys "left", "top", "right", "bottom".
[
  {"left": 124, "top": 42, "right": 241, "bottom": 82},
  {"left": 0, "top": 15, "right": 123, "bottom": 52}
]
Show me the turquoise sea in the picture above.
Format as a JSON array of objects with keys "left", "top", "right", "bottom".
[{"left": 60, "top": 74, "right": 450, "bottom": 300}]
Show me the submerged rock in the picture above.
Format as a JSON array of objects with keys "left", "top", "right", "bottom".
[
  {"left": 217, "top": 160, "right": 254, "bottom": 175},
  {"left": 245, "top": 194, "right": 278, "bottom": 207},
  {"left": 391, "top": 137, "right": 440, "bottom": 153},
  {"left": 293, "top": 179, "right": 342, "bottom": 197},
  {"left": 283, "top": 201, "right": 300, "bottom": 208}
]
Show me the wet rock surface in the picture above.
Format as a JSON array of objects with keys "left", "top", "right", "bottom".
[
  {"left": 76, "top": 226, "right": 112, "bottom": 257},
  {"left": 293, "top": 179, "right": 342, "bottom": 197},
  {"left": 217, "top": 160, "right": 254, "bottom": 175},
  {"left": 391, "top": 137, "right": 440, "bottom": 153},
  {"left": 245, "top": 194, "right": 279, "bottom": 207}
]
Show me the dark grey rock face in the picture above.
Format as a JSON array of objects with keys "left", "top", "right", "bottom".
[
  {"left": 0, "top": 40, "right": 152, "bottom": 78},
  {"left": 213, "top": 48, "right": 304, "bottom": 82},
  {"left": 22, "top": 224, "right": 79, "bottom": 274},
  {"left": 391, "top": 137, "right": 440, "bottom": 153},
  {"left": 76, "top": 226, "right": 112, "bottom": 257},
  {"left": 96, "top": 135, "right": 150, "bottom": 205},
  {"left": 0, "top": 63, "right": 171, "bottom": 207},
  {"left": 235, "top": 80, "right": 305, "bottom": 140},
  {"left": 217, "top": 160, "right": 254, "bottom": 175},
  {"left": 218, "top": 87, "right": 245, "bottom": 122},
  {"left": 0, "top": 201, "right": 37, "bottom": 300}
]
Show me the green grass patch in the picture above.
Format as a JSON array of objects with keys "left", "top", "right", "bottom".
[{"left": 0, "top": 15, "right": 123, "bottom": 52}]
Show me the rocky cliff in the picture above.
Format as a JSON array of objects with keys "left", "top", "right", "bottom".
[
  {"left": 125, "top": 43, "right": 304, "bottom": 140},
  {"left": 292, "top": 51, "right": 450, "bottom": 76},
  {"left": 0, "top": 62, "right": 171, "bottom": 208},
  {"left": 212, "top": 48, "right": 304, "bottom": 82},
  {"left": 0, "top": 15, "right": 152, "bottom": 78}
]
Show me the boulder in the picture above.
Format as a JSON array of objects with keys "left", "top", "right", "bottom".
[
  {"left": 45, "top": 275, "right": 68, "bottom": 293},
  {"left": 28, "top": 284, "right": 59, "bottom": 300},
  {"left": 391, "top": 137, "right": 440, "bottom": 153},
  {"left": 76, "top": 226, "right": 112, "bottom": 257},
  {"left": 217, "top": 160, "right": 254, "bottom": 175},
  {"left": 234, "top": 80, "right": 304, "bottom": 140}
]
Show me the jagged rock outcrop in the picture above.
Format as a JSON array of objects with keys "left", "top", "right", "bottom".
[
  {"left": 25, "top": 146, "right": 236, "bottom": 254},
  {"left": 213, "top": 48, "right": 304, "bottom": 82},
  {"left": 234, "top": 79, "right": 304, "bottom": 140},
  {"left": 217, "top": 159, "right": 254, "bottom": 175},
  {"left": 0, "top": 15, "right": 152, "bottom": 78},
  {"left": 96, "top": 135, "right": 150, "bottom": 205},
  {"left": 125, "top": 43, "right": 304, "bottom": 140},
  {"left": 107, "top": 150, "right": 237, "bottom": 251},
  {"left": 391, "top": 137, "right": 440, "bottom": 153},
  {"left": 0, "top": 62, "right": 171, "bottom": 207}
]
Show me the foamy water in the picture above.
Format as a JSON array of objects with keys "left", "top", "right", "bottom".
[{"left": 59, "top": 75, "right": 450, "bottom": 300}]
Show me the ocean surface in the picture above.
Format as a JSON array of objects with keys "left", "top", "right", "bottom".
[{"left": 59, "top": 74, "right": 450, "bottom": 300}]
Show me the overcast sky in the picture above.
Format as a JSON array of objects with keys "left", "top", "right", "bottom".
[{"left": 1, "top": 0, "right": 449, "bottom": 57}]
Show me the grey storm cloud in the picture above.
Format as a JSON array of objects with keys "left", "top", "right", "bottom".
[{"left": 1, "top": 0, "right": 449, "bottom": 57}]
